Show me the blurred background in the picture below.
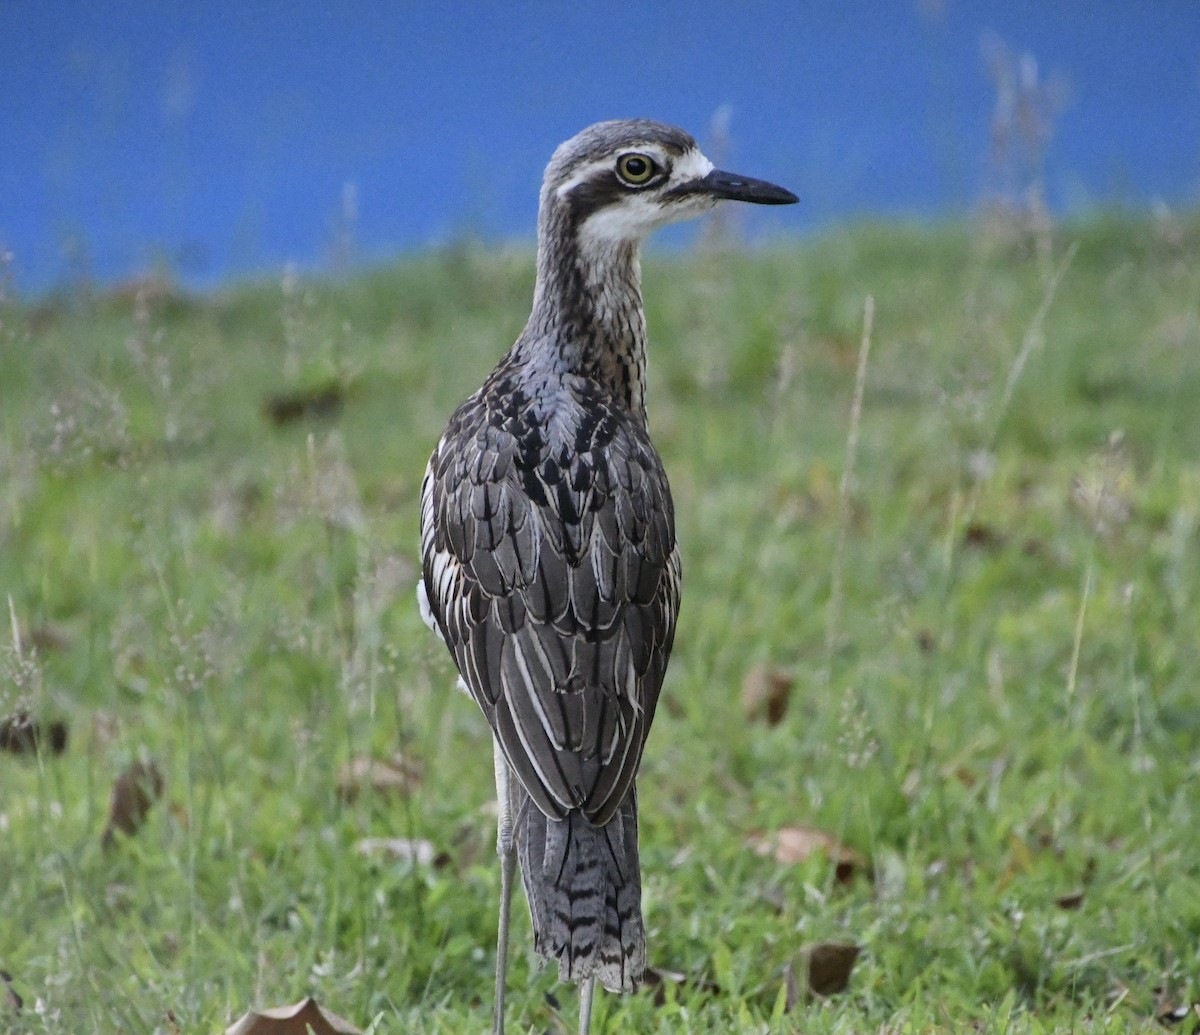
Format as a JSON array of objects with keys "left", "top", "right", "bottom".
[
  {"left": 2, "top": 0, "right": 1198, "bottom": 295},
  {"left": 4, "top": 6, "right": 1200, "bottom": 1030}
]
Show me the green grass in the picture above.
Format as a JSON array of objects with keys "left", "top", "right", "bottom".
[{"left": 2, "top": 213, "right": 1199, "bottom": 1033}]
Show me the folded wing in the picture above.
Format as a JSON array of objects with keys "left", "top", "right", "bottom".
[{"left": 420, "top": 388, "right": 680, "bottom": 826}]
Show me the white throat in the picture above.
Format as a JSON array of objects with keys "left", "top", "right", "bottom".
[{"left": 577, "top": 149, "right": 716, "bottom": 245}]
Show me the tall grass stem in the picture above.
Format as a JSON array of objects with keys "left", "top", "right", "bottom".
[{"left": 826, "top": 295, "right": 874, "bottom": 666}]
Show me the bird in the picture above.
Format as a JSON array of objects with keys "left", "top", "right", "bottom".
[{"left": 418, "top": 118, "right": 797, "bottom": 1035}]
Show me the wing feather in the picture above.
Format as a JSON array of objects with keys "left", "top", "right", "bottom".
[{"left": 420, "top": 383, "right": 680, "bottom": 825}]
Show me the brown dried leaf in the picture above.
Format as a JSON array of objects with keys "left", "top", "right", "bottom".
[
  {"left": 661, "top": 692, "right": 686, "bottom": 718},
  {"left": 1158, "top": 1003, "right": 1200, "bottom": 1026},
  {"left": 0, "top": 712, "right": 68, "bottom": 755},
  {"left": 963, "top": 521, "right": 1005, "bottom": 550},
  {"left": 28, "top": 623, "right": 71, "bottom": 652},
  {"left": 749, "top": 825, "right": 867, "bottom": 883},
  {"left": 1, "top": 969, "right": 23, "bottom": 1013},
  {"left": 223, "top": 997, "right": 361, "bottom": 1035},
  {"left": 785, "top": 942, "right": 861, "bottom": 1006},
  {"left": 640, "top": 965, "right": 720, "bottom": 1007},
  {"left": 264, "top": 383, "right": 345, "bottom": 426},
  {"left": 807, "top": 941, "right": 861, "bottom": 996},
  {"left": 1055, "top": 889, "right": 1085, "bottom": 910},
  {"left": 102, "top": 759, "right": 164, "bottom": 848},
  {"left": 741, "top": 665, "right": 794, "bottom": 726},
  {"left": 336, "top": 754, "right": 421, "bottom": 802}
]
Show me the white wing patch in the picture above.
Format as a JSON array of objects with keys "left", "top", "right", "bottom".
[{"left": 417, "top": 579, "right": 440, "bottom": 639}]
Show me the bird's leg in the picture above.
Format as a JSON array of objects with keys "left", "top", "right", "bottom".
[
  {"left": 493, "top": 739, "right": 516, "bottom": 1035},
  {"left": 578, "top": 976, "right": 596, "bottom": 1035}
]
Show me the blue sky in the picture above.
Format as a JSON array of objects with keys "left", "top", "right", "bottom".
[{"left": 2, "top": 1, "right": 1198, "bottom": 292}]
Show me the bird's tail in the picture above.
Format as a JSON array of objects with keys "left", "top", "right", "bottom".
[{"left": 516, "top": 789, "right": 646, "bottom": 994}]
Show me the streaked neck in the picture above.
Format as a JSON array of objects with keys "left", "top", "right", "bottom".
[{"left": 516, "top": 199, "right": 648, "bottom": 421}]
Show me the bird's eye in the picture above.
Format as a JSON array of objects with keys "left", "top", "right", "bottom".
[{"left": 616, "top": 153, "right": 657, "bottom": 186}]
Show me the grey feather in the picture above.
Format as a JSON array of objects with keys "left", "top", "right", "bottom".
[
  {"left": 517, "top": 786, "right": 645, "bottom": 994},
  {"left": 416, "top": 121, "right": 794, "bottom": 1017},
  {"left": 418, "top": 119, "right": 720, "bottom": 997}
]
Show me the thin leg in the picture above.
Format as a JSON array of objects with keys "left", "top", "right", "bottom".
[
  {"left": 493, "top": 740, "right": 516, "bottom": 1035},
  {"left": 578, "top": 976, "right": 595, "bottom": 1035},
  {"left": 494, "top": 841, "right": 516, "bottom": 1035}
]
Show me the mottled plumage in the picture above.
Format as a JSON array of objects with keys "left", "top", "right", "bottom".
[{"left": 418, "top": 118, "right": 796, "bottom": 1034}]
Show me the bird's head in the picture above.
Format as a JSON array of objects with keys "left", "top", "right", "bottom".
[{"left": 541, "top": 118, "right": 798, "bottom": 245}]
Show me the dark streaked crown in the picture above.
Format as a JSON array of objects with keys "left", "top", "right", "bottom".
[{"left": 544, "top": 119, "right": 698, "bottom": 192}]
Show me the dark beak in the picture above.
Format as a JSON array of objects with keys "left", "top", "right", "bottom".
[{"left": 670, "top": 168, "right": 799, "bottom": 205}]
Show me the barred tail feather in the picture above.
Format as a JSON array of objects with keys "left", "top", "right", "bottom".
[{"left": 517, "top": 789, "right": 645, "bottom": 994}]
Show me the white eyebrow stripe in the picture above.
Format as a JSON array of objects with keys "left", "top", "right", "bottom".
[{"left": 554, "top": 157, "right": 612, "bottom": 197}]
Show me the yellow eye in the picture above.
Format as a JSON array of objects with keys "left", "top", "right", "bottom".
[{"left": 616, "top": 153, "right": 657, "bottom": 186}]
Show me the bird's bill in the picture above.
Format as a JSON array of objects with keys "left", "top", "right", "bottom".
[{"left": 670, "top": 169, "right": 799, "bottom": 206}]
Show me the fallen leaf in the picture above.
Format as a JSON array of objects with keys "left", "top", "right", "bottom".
[
  {"left": 336, "top": 754, "right": 421, "bottom": 802},
  {"left": 355, "top": 837, "right": 444, "bottom": 867},
  {"left": 223, "top": 997, "right": 361, "bottom": 1035},
  {"left": 102, "top": 759, "right": 164, "bottom": 848},
  {"left": 1055, "top": 889, "right": 1085, "bottom": 910},
  {"left": 1158, "top": 1003, "right": 1199, "bottom": 1026},
  {"left": 28, "top": 623, "right": 71, "bottom": 652},
  {"left": 264, "top": 383, "right": 345, "bottom": 425},
  {"left": 741, "top": 665, "right": 794, "bottom": 726},
  {"left": 963, "top": 521, "right": 1005, "bottom": 550},
  {"left": 785, "top": 942, "right": 861, "bottom": 1006},
  {"left": 1, "top": 969, "right": 22, "bottom": 1013},
  {"left": 640, "top": 965, "right": 720, "bottom": 1006},
  {"left": 662, "top": 693, "right": 686, "bottom": 719},
  {"left": 749, "top": 825, "right": 867, "bottom": 883},
  {"left": 0, "top": 712, "right": 69, "bottom": 756}
]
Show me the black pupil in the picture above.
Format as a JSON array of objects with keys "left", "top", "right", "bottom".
[{"left": 625, "top": 157, "right": 648, "bottom": 178}]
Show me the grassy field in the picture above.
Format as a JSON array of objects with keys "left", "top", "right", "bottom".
[{"left": 2, "top": 213, "right": 1199, "bottom": 1034}]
